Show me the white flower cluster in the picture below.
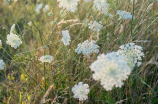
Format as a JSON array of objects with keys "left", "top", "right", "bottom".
[
  {"left": 43, "top": 5, "right": 50, "bottom": 13},
  {"left": 0, "top": 59, "right": 5, "bottom": 70},
  {"left": 88, "top": 21, "right": 103, "bottom": 32},
  {"left": 94, "top": 0, "right": 110, "bottom": 14},
  {"left": 72, "top": 82, "right": 90, "bottom": 101},
  {"left": 75, "top": 40, "right": 99, "bottom": 56},
  {"left": 39, "top": 55, "right": 54, "bottom": 63},
  {"left": 117, "top": 10, "right": 134, "bottom": 19},
  {"left": 61, "top": 30, "right": 71, "bottom": 46},
  {"left": 35, "top": 3, "right": 43, "bottom": 14},
  {"left": 57, "top": 0, "right": 80, "bottom": 12},
  {"left": 117, "top": 43, "right": 144, "bottom": 68},
  {"left": 6, "top": 33, "right": 22, "bottom": 49},
  {"left": 90, "top": 52, "right": 132, "bottom": 91}
]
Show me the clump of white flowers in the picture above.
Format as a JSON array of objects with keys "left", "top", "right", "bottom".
[
  {"left": 93, "top": 0, "right": 110, "bottom": 14},
  {"left": 90, "top": 52, "right": 132, "bottom": 91},
  {"left": 117, "top": 43, "right": 144, "bottom": 68},
  {"left": 6, "top": 33, "right": 22, "bottom": 49},
  {"left": 35, "top": 3, "right": 43, "bottom": 14},
  {"left": 0, "top": 59, "right": 5, "bottom": 70},
  {"left": 39, "top": 55, "right": 54, "bottom": 63},
  {"left": 57, "top": 0, "right": 80, "bottom": 12},
  {"left": 61, "top": 30, "right": 71, "bottom": 46},
  {"left": 28, "top": 21, "right": 32, "bottom": 26},
  {"left": 43, "top": 5, "right": 50, "bottom": 13},
  {"left": 88, "top": 21, "right": 103, "bottom": 32},
  {"left": 117, "top": 10, "right": 135, "bottom": 19},
  {"left": 72, "top": 82, "right": 90, "bottom": 101},
  {"left": 75, "top": 40, "right": 99, "bottom": 56}
]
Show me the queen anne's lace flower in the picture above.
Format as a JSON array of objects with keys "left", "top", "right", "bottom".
[
  {"left": 88, "top": 21, "right": 103, "bottom": 32},
  {"left": 117, "top": 43, "right": 144, "bottom": 68},
  {"left": 0, "top": 59, "right": 5, "bottom": 70},
  {"left": 72, "top": 82, "right": 90, "bottom": 101},
  {"left": 94, "top": 0, "right": 109, "bottom": 14},
  {"left": 61, "top": 30, "right": 71, "bottom": 46},
  {"left": 90, "top": 52, "right": 132, "bottom": 91},
  {"left": 39, "top": 55, "right": 54, "bottom": 63},
  {"left": 6, "top": 33, "right": 22, "bottom": 49},
  {"left": 117, "top": 10, "right": 135, "bottom": 19},
  {"left": 57, "top": 0, "right": 80, "bottom": 12},
  {"left": 43, "top": 5, "right": 50, "bottom": 13},
  {"left": 28, "top": 22, "right": 32, "bottom": 26},
  {"left": 75, "top": 40, "right": 99, "bottom": 56},
  {"left": 35, "top": 3, "right": 43, "bottom": 14}
]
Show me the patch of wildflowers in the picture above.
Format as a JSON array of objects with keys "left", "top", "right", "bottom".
[
  {"left": 90, "top": 52, "right": 132, "bottom": 91},
  {"left": 72, "top": 82, "right": 90, "bottom": 101}
]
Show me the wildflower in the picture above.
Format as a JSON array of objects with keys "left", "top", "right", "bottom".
[
  {"left": 20, "top": 74, "right": 27, "bottom": 81},
  {"left": 57, "top": 0, "right": 80, "bottom": 12},
  {"left": 117, "top": 10, "right": 135, "bottom": 19},
  {"left": 75, "top": 40, "right": 99, "bottom": 56},
  {"left": 61, "top": 30, "right": 71, "bottom": 46},
  {"left": 43, "top": 5, "right": 50, "bottom": 13},
  {"left": 0, "top": 59, "right": 5, "bottom": 70},
  {"left": 39, "top": 55, "right": 54, "bottom": 63},
  {"left": 28, "top": 22, "right": 32, "bottom": 26},
  {"left": 90, "top": 52, "right": 132, "bottom": 91},
  {"left": 48, "top": 12, "right": 53, "bottom": 16},
  {"left": 88, "top": 21, "right": 103, "bottom": 32},
  {"left": 117, "top": 43, "right": 144, "bottom": 68},
  {"left": 6, "top": 33, "right": 22, "bottom": 49},
  {"left": 35, "top": 3, "right": 43, "bottom": 14},
  {"left": 72, "top": 82, "right": 90, "bottom": 101},
  {"left": 93, "top": 0, "right": 110, "bottom": 14}
]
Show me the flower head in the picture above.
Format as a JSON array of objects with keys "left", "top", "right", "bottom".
[
  {"left": 90, "top": 52, "right": 132, "bottom": 91},
  {"left": 6, "top": 33, "right": 22, "bottom": 49},
  {"left": 39, "top": 55, "right": 54, "bottom": 63},
  {"left": 28, "top": 22, "right": 32, "bottom": 26},
  {"left": 35, "top": 3, "right": 43, "bottom": 14},
  {"left": 117, "top": 43, "right": 144, "bottom": 68},
  {"left": 43, "top": 5, "right": 50, "bottom": 13},
  {"left": 75, "top": 40, "right": 99, "bottom": 56},
  {"left": 0, "top": 59, "right": 5, "bottom": 70},
  {"left": 57, "top": 0, "right": 80, "bottom": 12},
  {"left": 117, "top": 10, "right": 135, "bottom": 19},
  {"left": 94, "top": 0, "right": 109, "bottom": 14},
  {"left": 72, "top": 82, "right": 90, "bottom": 101},
  {"left": 61, "top": 30, "right": 71, "bottom": 46},
  {"left": 88, "top": 21, "right": 103, "bottom": 32}
]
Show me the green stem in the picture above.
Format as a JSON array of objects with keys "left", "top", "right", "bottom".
[{"left": 131, "top": 0, "right": 135, "bottom": 37}]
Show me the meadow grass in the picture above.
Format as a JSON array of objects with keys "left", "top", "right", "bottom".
[{"left": 0, "top": 0, "right": 158, "bottom": 104}]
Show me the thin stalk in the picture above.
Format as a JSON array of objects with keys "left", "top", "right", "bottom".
[{"left": 131, "top": 0, "right": 135, "bottom": 36}]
